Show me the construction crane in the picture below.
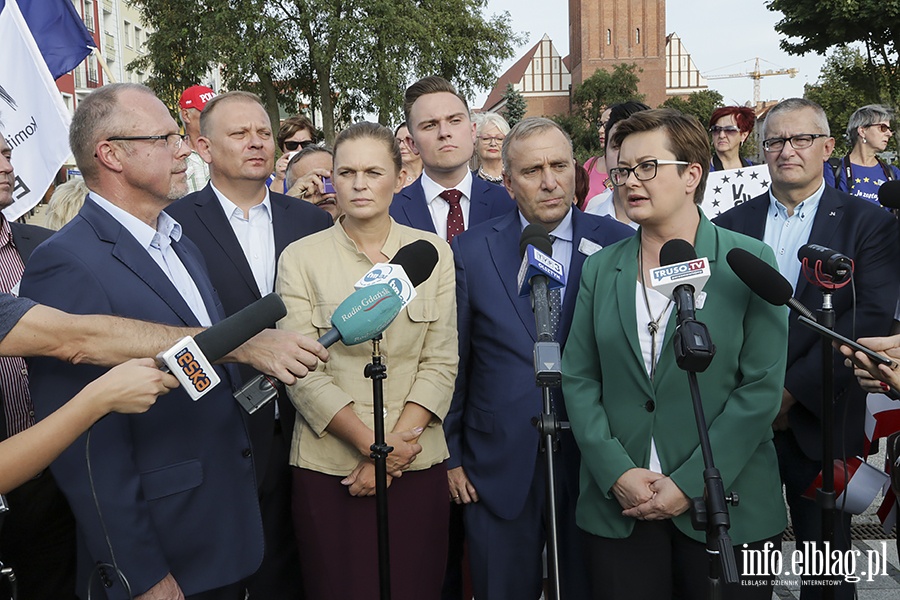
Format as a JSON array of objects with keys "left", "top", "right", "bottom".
[{"left": 704, "top": 57, "right": 798, "bottom": 105}]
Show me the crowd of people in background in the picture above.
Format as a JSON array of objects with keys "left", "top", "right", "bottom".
[{"left": 2, "top": 72, "right": 900, "bottom": 600}]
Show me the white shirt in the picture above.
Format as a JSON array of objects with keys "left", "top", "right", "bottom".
[
  {"left": 421, "top": 169, "right": 474, "bottom": 241},
  {"left": 635, "top": 282, "right": 674, "bottom": 474},
  {"left": 90, "top": 193, "right": 212, "bottom": 326},
  {"left": 211, "top": 183, "right": 276, "bottom": 297},
  {"left": 585, "top": 190, "right": 639, "bottom": 231}
]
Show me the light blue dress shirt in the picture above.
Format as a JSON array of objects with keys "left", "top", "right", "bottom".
[
  {"left": 90, "top": 193, "right": 212, "bottom": 326},
  {"left": 762, "top": 181, "right": 825, "bottom": 292}
]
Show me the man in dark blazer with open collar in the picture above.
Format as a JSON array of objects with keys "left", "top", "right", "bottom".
[
  {"left": 21, "top": 84, "right": 264, "bottom": 599},
  {"left": 715, "top": 98, "right": 899, "bottom": 600},
  {"left": 390, "top": 76, "right": 511, "bottom": 240},
  {"left": 166, "top": 91, "right": 331, "bottom": 600},
  {"left": 446, "top": 118, "right": 633, "bottom": 599}
]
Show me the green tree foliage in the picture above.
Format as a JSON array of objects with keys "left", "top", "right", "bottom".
[
  {"left": 129, "top": 0, "right": 303, "bottom": 129},
  {"left": 660, "top": 90, "right": 724, "bottom": 129},
  {"left": 803, "top": 46, "right": 877, "bottom": 156},
  {"left": 500, "top": 84, "right": 527, "bottom": 126},
  {"left": 767, "top": 0, "right": 900, "bottom": 109},
  {"left": 557, "top": 63, "right": 644, "bottom": 161},
  {"left": 131, "top": 0, "right": 524, "bottom": 143},
  {"left": 572, "top": 63, "right": 645, "bottom": 128}
]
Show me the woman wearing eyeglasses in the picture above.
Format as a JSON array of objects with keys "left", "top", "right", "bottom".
[
  {"left": 472, "top": 112, "right": 509, "bottom": 183},
  {"left": 394, "top": 122, "right": 423, "bottom": 188},
  {"left": 563, "top": 109, "right": 787, "bottom": 599},
  {"left": 708, "top": 106, "right": 756, "bottom": 172},
  {"left": 829, "top": 105, "right": 900, "bottom": 204}
]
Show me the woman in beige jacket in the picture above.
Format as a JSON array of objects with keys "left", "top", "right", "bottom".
[{"left": 276, "top": 121, "right": 458, "bottom": 599}]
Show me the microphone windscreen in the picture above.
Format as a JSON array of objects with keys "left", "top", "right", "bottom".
[
  {"left": 659, "top": 238, "right": 696, "bottom": 266},
  {"left": 879, "top": 180, "right": 900, "bottom": 209},
  {"left": 519, "top": 223, "right": 553, "bottom": 258},
  {"left": 726, "top": 248, "right": 793, "bottom": 307},
  {"left": 329, "top": 284, "right": 403, "bottom": 346},
  {"left": 390, "top": 239, "right": 439, "bottom": 287},
  {"left": 194, "top": 293, "right": 287, "bottom": 362}
]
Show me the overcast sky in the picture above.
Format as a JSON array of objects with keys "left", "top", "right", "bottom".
[{"left": 476, "top": 0, "right": 829, "bottom": 108}]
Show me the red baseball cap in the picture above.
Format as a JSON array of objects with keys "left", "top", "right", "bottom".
[{"left": 179, "top": 85, "right": 216, "bottom": 110}]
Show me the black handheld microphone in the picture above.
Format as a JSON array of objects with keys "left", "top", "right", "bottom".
[
  {"left": 797, "top": 243, "right": 853, "bottom": 284},
  {"left": 878, "top": 180, "right": 900, "bottom": 210},
  {"left": 157, "top": 293, "right": 287, "bottom": 400},
  {"left": 726, "top": 248, "right": 817, "bottom": 321},
  {"left": 658, "top": 239, "right": 715, "bottom": 372},
  {"left": 195, "top": 293, "right": 287, "bottom": 362},
  {"left": 659, "top": 239, "right": 701, "bottom": 324},
  {"left": 519, "top": 224, "right": 555, "bottom": 342}
]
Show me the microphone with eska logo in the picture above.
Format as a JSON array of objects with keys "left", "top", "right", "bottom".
[{"left": 157, "top": 292, "right": 287, "bottom": 400}]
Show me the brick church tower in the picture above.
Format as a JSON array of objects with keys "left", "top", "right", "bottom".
[{"left": 568, "top": 0, "right": 668, "bottom": 107}]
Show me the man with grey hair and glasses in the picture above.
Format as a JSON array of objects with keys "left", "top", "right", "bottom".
[
  {"left": 715, "top": 97, "right": 899, "bottom": 600},
  {"left": 19, "top": 83, "right": 324, "bottom": 600}
]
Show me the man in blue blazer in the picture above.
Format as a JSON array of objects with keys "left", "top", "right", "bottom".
[
  {"left": 390, "top": 76, "right": 512, "bottom": 240},
  {"left": 715, "top": 98, "right": 899, "bottom": 600},
  {"left": 21, "top": 84, "right": 264, "bottom": 600},
  {"left": 166, "top": 91, "right": 331, "bottom": 600},
  {"left": 446, "top": 118, "right": 633, "bottom": 599}
]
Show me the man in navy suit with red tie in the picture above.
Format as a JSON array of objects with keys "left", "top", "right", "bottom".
[
  {"left": 390, "top": 76, "right": 511, "bottom": 242},
  {"left": 390, "top": 76, "right": 512, "bottom": 598}
]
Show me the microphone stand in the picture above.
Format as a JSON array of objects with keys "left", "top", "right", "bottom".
[
  {"left": 532, "top": 339, "right": 564, "bottom": 600},
  {"left": 816, "top": 292, "right": 837, "bottom": 600},
  {"left": 529, "top": 274, "right": 564, "bottom": 600},
  {"left": 674, "top": 313, "right": 739, "bottom": 600},
  {"left": 0, "top": 560, "right": 17, "bottom": 600},
  {"left": 364, "top": 334, "right": 392, "bottom": 600}
]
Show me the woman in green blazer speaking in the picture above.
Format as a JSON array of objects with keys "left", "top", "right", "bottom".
[{"left": 562, "top": 109, "right": 788, "bottom": 599}]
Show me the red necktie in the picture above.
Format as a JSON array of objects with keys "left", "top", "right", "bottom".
[{"left": 440, "top": 189, "right": 464, "bottom": 242}]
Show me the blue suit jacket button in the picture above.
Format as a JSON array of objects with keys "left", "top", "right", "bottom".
[{"left": 242, "top": 448, "right": 252, "bottom": 458}]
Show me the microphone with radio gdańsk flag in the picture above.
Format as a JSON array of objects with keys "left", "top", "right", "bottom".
[
  {"left": 320, "top": 239, "right": 440, "bottom": 349},
  {"left": 517, "top": 224, "right": 566, "bottom": 342},
  {"left": 316, "top": 285, "right": 405, "bottom": 349},
  {"left": 354, "top": 239, "right": 440, "bottom": 307},
  {"left": 157, "top": 292, "right": 288, "bottom": 400},
  {"left": 651, "top": 239, "right": 710, "bottom": 323}
]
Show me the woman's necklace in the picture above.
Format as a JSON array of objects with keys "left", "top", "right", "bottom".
[
  {"left": 478, "top": 167, "right": 503, "bottom": 183},
  {"left": 639, "top": 243, "right": 672, "bottom": 381}
]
